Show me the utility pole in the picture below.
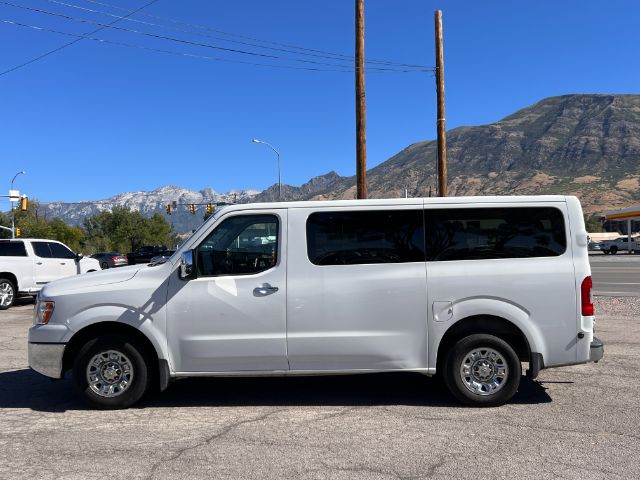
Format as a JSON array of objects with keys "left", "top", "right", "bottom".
[
  {"left": 434, "top": 10, "right": 448, "bottom": 197},
  {"left": 355, "top": 0, "right": 367, "bottom": 199}
]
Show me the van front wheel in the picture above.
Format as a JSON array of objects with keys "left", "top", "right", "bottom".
[
  {"left": 443, "top": 334, "right": 521, "bottom": 407},
  {"left": 73, "top": 335, "right": 150, "bottom": 409}
]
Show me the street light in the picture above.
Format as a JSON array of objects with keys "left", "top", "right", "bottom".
[
  {"left": 252, "top": 138, "right": 281, "bottom": 201},
  {"left": 10, "top": 171, "right": 26, "bottom": 239}
]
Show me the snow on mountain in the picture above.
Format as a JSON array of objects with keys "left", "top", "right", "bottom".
[{"left": 43, "top": 185, "right": 261, "bottom": 233}]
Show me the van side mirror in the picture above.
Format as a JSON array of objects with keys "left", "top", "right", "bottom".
[{"left": 179, "top": 250, "right": 196, "bottom": 280}]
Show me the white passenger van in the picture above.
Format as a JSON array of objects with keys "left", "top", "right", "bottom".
[{"left": 28, "top": 196, "right": 603, "bottom": 408}]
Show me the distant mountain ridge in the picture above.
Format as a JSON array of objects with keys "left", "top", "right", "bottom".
[
  {"left": 44, "top": 186, "right": 260, "bottom": 233},
  {"left": 255, "top": 94, "right": 640, "bottom": 213},
  {"left": 44, "top": 94, "right": 640, "bottom": 231}
]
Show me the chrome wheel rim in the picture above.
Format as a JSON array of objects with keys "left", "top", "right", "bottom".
[
  {"left": 459, "top": 347, "right": 509, "bottom": 396},
  {"left": 0, "top": 281, "right": 14, "bottom": 307},
  {"left": 86, "top": 350, "right": 134, "bottom": 398}
]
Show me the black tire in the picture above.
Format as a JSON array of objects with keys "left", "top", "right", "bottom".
[
  {"left": 0, "top": 277, "right": 16, "bottom": 310},
  {"left": 443, "top": 334, "right": 521, "bottom": 407},
  {"left": 101, "top": 262, "right": 109, "bottom": 269},
  {"left": 610, "top": 246, "right": 618, "bottom": 254},
  {"left": 73, "top": 335, "right": 150, "bottom": 409}
]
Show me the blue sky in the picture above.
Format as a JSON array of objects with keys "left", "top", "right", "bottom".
[{"left": 1, "top": 0, "right": 639, "bottom": 203}]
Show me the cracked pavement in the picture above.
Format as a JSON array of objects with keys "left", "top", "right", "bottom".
[{"left": 1, "top": 297, "right": 639, "bottom": 479}]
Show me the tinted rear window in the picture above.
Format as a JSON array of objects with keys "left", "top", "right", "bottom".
[
  {"left": 49, "top": 242, "right": 76, "bottom": 259},
  {"left": 32, "top": 242, "right": 53, "bottom": 258},
  {"left": 425, "top": 207, "right": 567, "bottom": 261},
  {"left": 306, "top": 210, "right": 425, "bottom": 265},
  {"left": 0, "top": 241, "right": 27, "bottom": 257}
]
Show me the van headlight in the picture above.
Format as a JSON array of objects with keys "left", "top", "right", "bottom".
[{"left": 34, "top": 301, "right": 55, "bottom": 325}]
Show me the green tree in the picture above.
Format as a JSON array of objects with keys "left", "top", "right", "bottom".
[
  {"left": 584, "top": 215, "right": 603, "bottom": 233},
  {"left": 49, "top": 218, "right": 85, "bottom": 252},
  {"left": 0, "top": 211, "right": 11, "bottom": 239},
  {"left": 84, "top": 207, "right": 176, "bottom": 253},
  {"left": 13, "top": 199, "right": 52, "bottom": 239}
]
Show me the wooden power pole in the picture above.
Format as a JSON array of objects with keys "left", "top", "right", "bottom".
[
  {"left": 355, "top": 0, "right": 367, "bottom": 199},
  {"left": 434, "top": 10, "right": 448, "bottom": 197}
]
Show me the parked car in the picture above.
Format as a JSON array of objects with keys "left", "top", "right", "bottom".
[
  {"left": 28, "top": 196, "right": 603, "bottom": 409},
  {"left": 600, "top": 236, "right": 639, "bottom": 254},
  {"left": 90, "top": 252, "right": 128, "bottom": 269},
  {"left": 126, "top": 245, "right": 167, "bottom": 265},
  {"left": 0, "top": 239, "right": 100, "bottom": 309},
  {"left": 588, "top": 241, "right": 602, "bottom": 252},
  {"left": 149, "top": 250, "right": 175, "bottom": 264}
]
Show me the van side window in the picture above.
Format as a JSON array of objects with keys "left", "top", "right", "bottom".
[
  {"left": 196, "top": 214, "right": 278, "bottom": 276},
  {"left": 306, "top": 210, "right": 425, "bottom": 266},
  {"left": 425, "top": 207, "right": 567, "bottom": 261},
  {"left": 0, "top": 241, "right": 27, "bottom": 256}
]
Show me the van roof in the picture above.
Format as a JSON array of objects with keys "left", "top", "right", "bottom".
[{"left": 222, "top": 195, "right": 572, "bottom": 212}]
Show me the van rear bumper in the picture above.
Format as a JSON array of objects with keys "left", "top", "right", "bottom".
[{"left": 590, "top": 336, "right": 604, "bottom": 363}]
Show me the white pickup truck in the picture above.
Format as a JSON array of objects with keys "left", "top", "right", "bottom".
[
  {"left": 0, "top": 239, "right": 100, "bottom": 309},
  {"left": 600, "top": 236, "right": 639, "bottom": 254}
]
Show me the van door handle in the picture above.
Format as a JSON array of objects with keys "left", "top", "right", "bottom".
[
  {"left": 253, "top": 285, "right": 279, "bottom": 296},
  {"left": 60, "top": 262, "right": 66, "bottom": 265},
  {"left": 36, "top": 262, "right": 43, "bottom": 265}
]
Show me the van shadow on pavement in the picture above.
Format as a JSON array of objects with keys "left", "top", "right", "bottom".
[{"left": 0, "top": 369, "right": 551, "bottom": 412}]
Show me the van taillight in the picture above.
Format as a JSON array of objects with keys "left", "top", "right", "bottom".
[{"left": 581, "top": 276, "right": 594, "bottom": 316}]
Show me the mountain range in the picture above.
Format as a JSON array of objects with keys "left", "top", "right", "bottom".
[{"left": 43, "top": 94, "right": 640, "bottom": 232}]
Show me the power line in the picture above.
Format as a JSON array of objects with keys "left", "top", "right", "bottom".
[
  {"left": 0, "top": 1, "right": 433, "bottom": 72},
  {"left": 2, "top": 18, "right": 433, "bottom": 74},
  {"left": 0, "top": 0, "right": 160, "bottom": 77},
  {"left": 45, "top": 0, "right": 432, "bottom": 69},
  {"left": 76, "top": 0, "right": 430, "bottom": 69}
]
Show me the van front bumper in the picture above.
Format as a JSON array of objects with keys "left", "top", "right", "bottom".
[
  {"left": 28, "top": 343, "right": 65, "bottom": 379},
  {"left": 590, "top": 336, "right": 604, "bottom": 363}
]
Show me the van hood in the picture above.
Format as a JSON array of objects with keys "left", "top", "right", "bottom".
[{"left": 40, "top": 265, "right": 141, "bottom": 298}]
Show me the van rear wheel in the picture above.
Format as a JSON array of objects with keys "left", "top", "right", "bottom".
[
  {"left": 443, "top": 334, "right": 521, "bottom": 407},
  {"left": 73, "top": 335, "right": 150, "bottom": 409}
]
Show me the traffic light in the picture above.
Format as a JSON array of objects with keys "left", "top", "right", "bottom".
[
  {"left": 166, "top": 204, "right": 172, "bottom": 215},
  {"left": 19, "top": 196, "right": 27, "bottom": 211},
  {"left": 15, "top": 227, "right": 21, "bottom": 237},
  {"left": 206, "top": 203, "right": 213, "bottom": 215},
  {"left": 189, "top": 204, "right": 196, "bottom": 215}
]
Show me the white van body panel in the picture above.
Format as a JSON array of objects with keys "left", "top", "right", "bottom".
[
  {"left": 287, "top": 202, "right": 428, "bottom": 371},
  {"left": 565, "top": 196, "right": 594, "bottom": 364},
  {"left": 166, "top": 208, "right": 289, "bottom": 373},
  {"left": 32, "top": 264, "right": 170, "bottom": 362},
  {"left": 424, "top": 201, "right": 577, "bottom": 368}
]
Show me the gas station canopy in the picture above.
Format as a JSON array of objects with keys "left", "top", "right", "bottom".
[
  {"left": 605, "top": 205, "right": 640, "bottom": 222},
  {"left": 604, "top": 205, "right": 640, "bottom": 253}
]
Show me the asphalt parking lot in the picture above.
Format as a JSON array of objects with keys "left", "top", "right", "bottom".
[{"left": 1, "top": 295, "right": 639, "bottom": 480}]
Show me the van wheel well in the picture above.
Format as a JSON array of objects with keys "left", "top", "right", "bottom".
[
  {"left": 437, "top": 315, "right": 531, "bottom": 369},
  {"left": 63, "top": 322, "right": 159, "bottom": 387},
  {"left": 0, "top": 272, "right": 18, "bottom": 291}
]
